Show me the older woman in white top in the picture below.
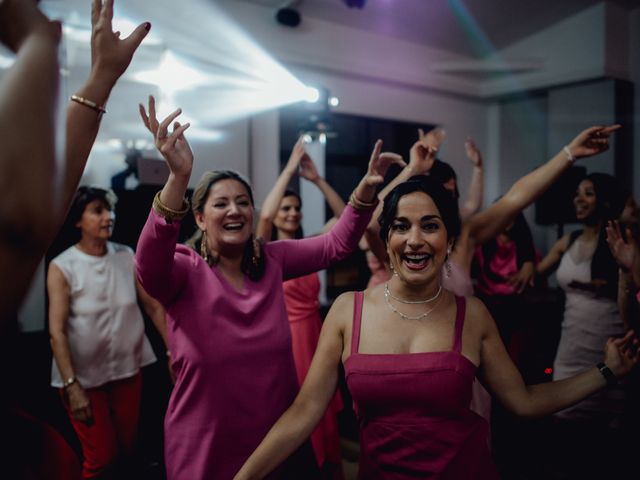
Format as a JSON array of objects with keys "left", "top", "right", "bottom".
[{"left": 48, "top": 186, "right": 166, "bottom": 479}]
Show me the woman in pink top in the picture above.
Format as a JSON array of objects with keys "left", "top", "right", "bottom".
[
  {"left": 135, "top": 96, "right": 404, "bottom": 480},
  {"left": 235, "top": 175, "right": 639, "bottom": 480},
  {"left": 256, "top": 140, "right": 348, "bottom": 479}
]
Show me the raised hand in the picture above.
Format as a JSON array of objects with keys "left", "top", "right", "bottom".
[
  {"left": 90, "top": 0, "right": 150, "bottom": 84},
  {"left": 139, "top": 95, "right": 193, "bottom": 177},
  {"left": 365, "top": 140, "right": 406, "bottom": 187},
  {"left": 419, "top": 127, "right": 446, "bottom": 150},
  {"left": 603, "top": 330, "right": 640, "bottom": 379},
  {"left": 284, "top": 137, "right": 307, "bottom": 175},
  {"left": 299, "top": 154, "right": 321, "bottom": 182},
  {"left": 606, "top": 220, "right": 637, "bottom": 270},
  {"left": 566, "top": 124, "right": 621, "bottom": 160},
  {"left": 464, "top": 137, "right": 483, "bottom": 168}
]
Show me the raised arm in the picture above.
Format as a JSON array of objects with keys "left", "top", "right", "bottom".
[
  {"left": 472, "top": 297, "right": 638, "bottom": 418},
  {"left": 277, "top": 140, "right": 405, "bottom": 279},
  {"left": 299, "top": 154, "right": 346, "bottom": 219},
  {"left": 459, "top": 137, "right": 484, "bottom": 221},
  {"left": 255, "top": 138, "right": 305, "bottom": 241},
  {"left": 459, "top": 125, "right": 620, "bottom": 265},
  {"left": 606, "top": 220, "right": 640, "bottom": 330},
  {"left": 234, "top": 292, "right": 352, "bottom": 480},
  {"left": 0, "top": 0, "right": 60, "bottom": 322}
]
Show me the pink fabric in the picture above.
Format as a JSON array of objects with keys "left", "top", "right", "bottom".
[
  {"left": 283, "top": 273, "right": 343, "bottom": 469},
  {"left": 135, "top": 204, "right": 371, "bottom": 480},
  {"left": 345, "top": 293, "right": 498, "bottom": 479},
  {"left": 474, "top": 240, "right": 520, "bottom": 296}
]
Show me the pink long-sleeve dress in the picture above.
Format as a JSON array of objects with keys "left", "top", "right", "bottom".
[{"left": 135, "top": 204, "right": 371, "bottom": 480}]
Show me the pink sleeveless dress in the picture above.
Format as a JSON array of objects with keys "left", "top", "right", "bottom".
[{"left": 344, "top": 293, "right": 498, "bottom": 479}]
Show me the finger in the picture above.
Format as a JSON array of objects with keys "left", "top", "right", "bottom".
[
  {"left": 167, "top": 122, "right": 191, "bottom": 145},
  {"left": 369, "top": 139, "right": 383, "bottom": 165},
  {"left": 114, "top": 31, "right": 121, "bottom": 38},
  {"left": 148, "top": 95, "right": 157, "bottom": 124},
  {"left": 91, "top": 0, "right": 101, "bottom": 26},
  {"left": 138, "top": 104, "right": 150, "bottom": 129},
  {"left": 159, "top": 108, "right": 182, "bottom": 137},
  {"left": 418, "top": 128, "right": 425, "bottom": 140},
  {"left": 601, "top": 124, "right": 622, "bottom": 135},
  {"left": 122, "top": 21, "right": 151, "bottom": 53},
  {"left": 102, "top": 0, "right": 114, "bottom": 23}
]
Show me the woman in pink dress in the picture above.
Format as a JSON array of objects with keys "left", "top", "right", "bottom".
[
  {"left": 235, "top": 174, "right": 639, "bottom": 480},
  {"left": 256, "top": 139, "right": 347, "bottom": 479}
]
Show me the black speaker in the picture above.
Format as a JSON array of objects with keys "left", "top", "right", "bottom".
[
  {"left": 535, "top": 165, "right": 586, "bottom": 225},
  {"left": 275, "top": 7, "right": 301, "bottom": 27}
]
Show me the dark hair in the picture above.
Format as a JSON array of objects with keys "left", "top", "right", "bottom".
[
  {"left": 579, "top": 173, "right": 626, "bottom": 298},
  {"left": 68, "top": 186, "right": 117, "bottom": 227},
  {"left": 429, "top": 159, "right": 460, "bottom": 199},
  {"left": 271, "top": 189, "right": 304, "bottom": 241},
  {"left": 185, "top": 170, "right": 265, "bottom": 280},
  {"left": 378, "top": 175, "right": 461, "bottom": 245}
]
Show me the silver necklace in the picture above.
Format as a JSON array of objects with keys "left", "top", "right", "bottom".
[
  {"left": 384, "top": 283, "right": 442, "bottom": 304},
  {"left": 383, "top": 287, "right": 442, "bottom": 320}
]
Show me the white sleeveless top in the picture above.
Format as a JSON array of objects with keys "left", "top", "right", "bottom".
[{"left": 50, "top": 242, "right": 156, "bottom": 388}]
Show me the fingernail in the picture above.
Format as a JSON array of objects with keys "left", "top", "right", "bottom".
[{"left": 145, "top": 22, "right": 151, "bottom": 31}]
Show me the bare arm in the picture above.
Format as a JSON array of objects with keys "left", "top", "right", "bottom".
[
  {"left": 47, "top": 263, "right": 93, "bottom": 424},
  {"left": 0, "top": 0, "right": 60, "bottom": 322},
  {"left": 234, "top": 293, "right": 352, "bottom": 480},
  {"left": 299, "top": 154, "right": 346, "bottom": 219},
  {"left": 536, "top": 234, "right": 571, "bottom": 277},
  {"left": 135, "top": 277, "right": 168, "bottom": 348},
  {"left": 460, "top": 125, "right": 620, "bottom": 264},
  {"left": 472, "top": 297, "right": 639, "bottom": 417},
  {"left": 256, "top": 138, "right": 305, "bottom": 241},
  {"left": 459, "top": 137, "right": 484, "bottom": 221}
]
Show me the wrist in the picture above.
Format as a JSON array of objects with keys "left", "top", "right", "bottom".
[
  {"left": 63, "top": 376, "right": 78, "bottom": 389},
  {"left": 563, "top": 145, "right": 576, "bottom": 163},
  {"left": 596, "top": 362, "right": 618, "bottom": 386}
]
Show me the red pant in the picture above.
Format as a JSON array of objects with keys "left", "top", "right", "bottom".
[{"left": 60, "top": 372, "right": 142, "bottom": 479}]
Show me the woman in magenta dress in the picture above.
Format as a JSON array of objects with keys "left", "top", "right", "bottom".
[
  {"left": 135, "top": 97, "right": 404, "bottom": 480},
  {"left": 235, "top": 175, "right": 639, "bottom": 480},
  {"left": 256, "top": 140, "right": 347, "bottom": 478}
]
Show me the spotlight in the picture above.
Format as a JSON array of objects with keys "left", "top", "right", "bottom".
[
  {"left": 276, "top": 6, "right": 301, "bottom": 27},
  {"left": 328, "top": 96, "right": 339, "bottom": 107},
  {"left": 304, "top": 86, "right": 320, "bottom": 103}
]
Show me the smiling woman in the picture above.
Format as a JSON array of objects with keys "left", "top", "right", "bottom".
[
  {"left": 233, "top": 174, "right": 639, "bottom": 480},
  {"left": 134, "top": 95, "right": 403, "bottom": 479}
]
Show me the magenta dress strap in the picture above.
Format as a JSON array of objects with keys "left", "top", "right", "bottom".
[
  {"left": 452, "top": 296, "right": 466, "bottom": 354},
  {"left": 351, "top": 291, "right": 364, "bottom": 355}
]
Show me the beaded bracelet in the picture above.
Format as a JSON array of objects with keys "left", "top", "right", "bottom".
[
  {"left": 70, "top": 95, "right": 107, "bottom": 115},
  {"left": 152, "top": 191, "right": 190, "bottom": 222}
]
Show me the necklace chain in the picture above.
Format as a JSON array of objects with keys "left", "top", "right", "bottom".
[
  {"left": 384, "top": 283, "right": 442, "bottom": 304},
  {"left": 383, "top": 287, "right": 442, "bottom": 320}
]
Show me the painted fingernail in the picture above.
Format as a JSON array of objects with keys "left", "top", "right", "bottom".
[{"left": 145, "top": 22, "right": 151, "bottom": 31}]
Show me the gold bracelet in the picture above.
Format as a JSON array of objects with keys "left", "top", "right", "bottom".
[
  {"left": 349, "top": 192, "right": 377, "bottom": 210},
  {"left": 70, "top": 94, "right": 107, "bottom": 114},
  {"left": 152, "top": 191, "right": 190, "bottom": 222}
]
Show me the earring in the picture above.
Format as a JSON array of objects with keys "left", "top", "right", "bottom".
[
  {"left": 389, "top": 262, "right": 399, "bottom": 277},
  {"left": 445, "top": 247, "right": 452, "bottom": 277},
  {"left": 200, "top": 230, "right": 210, "bottom": 264}
]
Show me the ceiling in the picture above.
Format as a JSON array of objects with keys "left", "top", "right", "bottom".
[{"left": 243, "top": 0, "right": 639, "bottom": 58}]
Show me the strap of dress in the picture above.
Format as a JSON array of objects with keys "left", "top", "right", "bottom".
[
  {"left": 351, "top": 291, "right": 364, "bottom": 355},
  {"left": 452, "top": 296, "right": 466, "bottom": 353}
]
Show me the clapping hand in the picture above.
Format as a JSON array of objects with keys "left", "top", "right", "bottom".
[{"left": 464, "top": 137, "right": 483, "bottom": 168}]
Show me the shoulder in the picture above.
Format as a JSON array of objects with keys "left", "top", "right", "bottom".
[
  {"left": 325, "top": 291, "right": 357, "bottom": 331},
  {"left": 460, "top": 295, "right": 495, "bottom": 337},
  {"left": 330, "top": 291, "right": 356, "bottom": 313},
  {"left": 110, "top": 242, "right": 134, "bottom": 255},
  {"left": 554, "top": 232, "right": 574, "bottom": 253}
]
